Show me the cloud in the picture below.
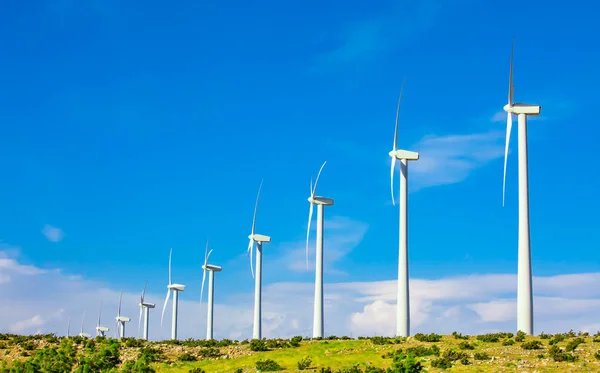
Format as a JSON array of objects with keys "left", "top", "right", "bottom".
[
  {"left": 409, "top": 131, "right": 505, "bottom": 190},
  {"left": 42, "top": 225, "right": 64, "bottom": 243},
  {"left": 2, "top": 251, "right": 600, "bottom": 339},
  {"left": 311, "top": 1, "right": 447, "bottom": 73},
  {"left": 274, "top": 216, "right": 369, "bottom": 275}
]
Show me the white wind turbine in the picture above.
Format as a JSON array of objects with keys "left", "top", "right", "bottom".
[
  {"left": 501, "top": 39, "right": 541, "bottom": 336},
  {"left": 200, "top": 242, "right": 222, "bottom": 340},
  {"left": 95, "top": 302, "right": 110, "bottom": 337},
  {"left": 78, "top": 308, "right": 91, "bottom": 338},
  {"left": 247, "top": 180, "right": 271, "bottom": 340},
  {"left": 66, "top": 316, "right": 71, "bottom": 337},
  {"left": 389, "top": 81, "right": 419, "bottom": 338},
  {"left": 305, "top": 161, "right": 333, "bottom": 339},
  {"left": 115, "top": 290, "right": 131, "bottom": 339},
  {"left": 161, "top": 248, "right": 186, "bottom": 340},
  {"left": 138, "top": 280, "right": 155, "bottom": 341}
]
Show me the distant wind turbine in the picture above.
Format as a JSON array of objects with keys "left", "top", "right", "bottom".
[
  {"left": 388, "top": 80, "right": 419, "bottom": 338},
  {"left": 161, "top": 248, "right": 186, "bottom": 340},
  {"left": 78, "top": 308, "right": 91, "bottom": 338},
  {"left": 138, "top": 281, "right": 155, "bottom": 341},
  {"left": 305, "top": 161, "right": 333, "bottom": 339},
  {"left": 67, "top": 316, "right": 71, "bottom": 337},
  {"left": 95, "top": 302, "right": 110, "bottom": 337},
  {"left": 200, "top": 242, "right": 222, "bottom": 340},
  {"left": 501, "top": 38, "right": 541, "bottom": 336},
  {"left": 115, "top": 290, "right": 131, "bottom": 339},
  {"left": 247, "top": 180, "right": 271, "bottom": 340}
]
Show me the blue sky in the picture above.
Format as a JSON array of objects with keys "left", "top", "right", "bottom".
[{"left": 1, "top": 0, "right": 599, "bottom": 338}]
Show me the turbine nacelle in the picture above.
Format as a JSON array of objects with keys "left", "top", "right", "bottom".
[
  {"left": 202, "top": 264, "right": 222, "bottom": 272},
  {"left": 116, "top": 316, "right": 131, "bottom": 322},
  {"left": 308, "top": 196, "right": 334, "bottom": 206},
  {"left": 96, "top": 326, "right": 109, "bottom": 332},
  {"left": 389, "top": 149, "right": 419, "bottom": 161},
  {"left": 503, "top": 103, "right": 541, "bottom": 116},
  {"left": 168, "top": 284, "right": 185, "bottom": 291},
  {"left": 79, "top": 333, "right": 91, "bottom": 338},
  {"left": 140, "top": 302, "right": 155, "bottom": 308},
  {"left": 249, "top": 233, "right": 271, "bottom": 243}
]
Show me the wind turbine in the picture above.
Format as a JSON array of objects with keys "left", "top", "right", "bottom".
[
  {"left": 200, "top": 242, "right": 222, "bottom": 340},
  {"left": 67, "top": 316, "right": 71, "bottom": 337},
  {"left": 247, "top": 180, "right": 271, "bottom": 340},
  {"left": 501, "top": 38, "right": 541, "bottom": 336},
  {"left": 115, "top": 290, "right": 131, "bottom": 339},
  {"left": 95, "top": 302, "right": 110, "bottom": 337},
  {"left": 138, "top": 281, "right": 155, "bottom": 341},
  {"left": 161, "top": 248, "right": 186, "bottom": 340},
  {"left": 389, "top": 81, "right": 419, "bottom": 338},
  {"left": 305, "top": 161, "right": 333, "bottom": 339},
  {"left": 78, "top": 308, "right": 91, "bottom": 338}
]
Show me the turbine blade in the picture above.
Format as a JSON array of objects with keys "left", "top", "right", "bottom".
[
  {"left": 161, "top": 289, "right": 171, "bottom": 328},
  {"left": 509, "top": 37, "right": 515, "bottom": 105},
  {"left": 312, "top": 161, "right": 327, "bottom": 197},
  {"left": 81, "top": 308, "right": 86, "bottom": 333},
  {"left": 502, "top": 112, "right": 513, "bottom": 207},
  {"left": 206, "top": 249, "right": 213, "bottom": 263},
  {"left": 168, "top": 248, "right": 173, "bottom": 285},
  {"left": 390, "top": 157, "right": 397, "bottom": 205},
  {"left": 204, "top": 241, "right": 209, "bottom": 264},
  {"left": 141, "top": 280, "right": 148, "bottom": 303},
  {"left": 200, "top": 269, "right": 206, "bottom": 305},
  {"left": 393, "top": 79, "right": 405, "bottom": 152},
  {"left": 306, "top": 202, "right": 314, "bottom": 270},
  {"left": 118, "top": 290, "right": 123, "bottom": 317},
  {"left": 98, "top": 302, "right": 102, "bottom": 327},
  {"left": 67, "top": 316, "right": 71, "bottom": 337},
  {"left": 248, "top": 238, "right": 255, "bottom": 279},
  {"left": 251, "top": 179, "right": 263, "bottom": 235}
]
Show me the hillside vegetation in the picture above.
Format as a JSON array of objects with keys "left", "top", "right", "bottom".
[{"left": 1, "top": 331, "right": 600, "bottom": 372}]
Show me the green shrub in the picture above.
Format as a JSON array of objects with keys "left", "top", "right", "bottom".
[
  {"left": 460, "top": 356, "right": 471, "bottom": 365},
  {"left": 413, "top": 333, "right": 441, "bottom": 342},
  {"left": 458, "top": 341, "right": 474, "bottom": 350},
  {"left": 565, "top": 337, "right": 585, "bottom": 352},
  {"left": 549, "top": 334, "right": 567, "bottom": 345},
  {"left": 452, "top": 331, "right": 468, "bottom": 340},
  {"left": 502, "top": 339, "right": 515, "bottom": 346},
  {"left": 188, "top": 368, "right": 205, "bottom": 373},
  {"left": 537, "top": 353, "right": 545, "bottom": 359},
  {"left": 319, "top": 368, "right": 333, "bottom": 373},
  {"left": 548, "top": 345, "right": 577, "bottom": 362},
  {"left": 255, "top": 358, "right": 282, "bottom": 371},
  {"left": 430, "top": 357, "right": 452, "bottom": 369},
  {"left": 474, "top": 352, "right": 491, "bottom": 360},
  {"left": 198, "top": 347, "right": 221, "bottom": 359},
  {"left": 178, "top": 352, "right": 197, "bottom": 361},
  {"left": 297, "top": 356, "right": 312, "bottom": 370},
  {"left": 522, "top": 340, "right": 543, "bottom": 350},
  {"left": 290, "top": 336, "right": 303, "bottom": 347},
  {"left": 515, "top": 331, "right": 526, "bottom": 342},
  {"left": 539, "top": 332, "right": 551, "bottom": 339},
  {"left": 250, "top": 339, "right": 268, "bottom": 352},
  {"left": 405, "top": 345, "right": 440, "bottom": 357},
  {"left": 371, "top": 336, "right": 392, "bottom": 345},
  {"left": 233, "top": 369, "right": 243, "bottom": 373},
  {"left": 594, "top": 350, "right": 600, "bottom": 360}
]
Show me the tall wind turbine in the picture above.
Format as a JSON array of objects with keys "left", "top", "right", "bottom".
[
  {"left": 200, "top": 242, "right": 222, "bottom": 340},
  {"left": 138, "top": 281, "right": 155, "bottom": 341},
  {"left": 95, "top": 302, "right": 110, "bottom": 337},
  {"left": 78, "top": 308, "right": 91, "bottom": 338},
  {"left": 389, "top": 81, "right": 419, "bottom": 338},
  {"left": 501, "top": 39, "right": 541, "bottom": 336},
  {"left": 67, "top": 316, "right": 71, "bottom": 337},
  {"left": 115, "top": 290, "right": 131, "bottom": 339},
  {"left": 247, "top": 180, "right": 271, "bottom": 340},
  {"left": 161, "top": 248, "right": 186, "bottom": 340},
  {"left": 305, "top": 161, "right": 333, "bottom": 339}
]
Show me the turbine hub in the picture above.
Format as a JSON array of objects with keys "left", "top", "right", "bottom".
[{"left": 503, "top": 103, "right": 513, "bottom": 113}]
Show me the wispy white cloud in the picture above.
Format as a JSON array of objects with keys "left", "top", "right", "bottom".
[
  {"left": 42, "top": 224, "right": 64, "bottom": 243},
  {"left": 274, "top": 216, "right": 369, "bottom": 275},
  {"left": 2, "top": 251, "right": 600, "bottom": 339},
  {"left": 409, "top": 130, "right": 505, "bottom": 190}
]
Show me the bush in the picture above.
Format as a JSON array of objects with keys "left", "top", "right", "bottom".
[
  {"left": 522, "top": 340, "right": 543, "bottom": 350},
  {"left": 388, "top": 352, "right": 424, "bottom": 373},
  {"left": 178, "top": 352, "right": 197, "bottom": 361},
  {"left": 405, "top": 345, "right": 440, "bottom": 357},
  {"left": 233, "top": 369, "right": 243, "bottom": 373},
  {"left": 249, "top": 339, "right": 268, "bottom": 352},
  {"left": 452, "top": 331, "right": 468, "bottom": 340},
  {"left": 539, "top": 332, "right": 551, "bottom": 339},
  {"left": 319, "top": 368, "right": 333, "bottom": 373},
  {"left": 549, "top": 334, "right": 567, "bottom": 345},
  {"left": 430, "top": 357, "right": 452, "bottom": 369},
  {"left": 565, "top": 337, "right": 585, "bottom": 352},
  {"left": 515, "top": 331, "right": 526, "bottom": 342},
  {"left": 474, "top": 352, "right": 491, "bottom": 360},
  {"left": 371, "top": 336, "right": 393, "bottom": 345},
  {"left": 458, "top": 341, "right": 474, "bottom": 350},
  {"left": 297, "top": 356, "right": 312, "bottom": 370},
  {"left": 502, "top": 339, "right": 515, "bottom": 346},
  {"left": 548, "top": 345, "right": 577, "bottom": 362},
  {"left": 198, "top": 347, "right": 221, "bottom": 359},
  {"left": 594, "top": 350, "right": 600, "bottom": 360},
  {"left": 413, "top": 333, "right": 441, "bottom": 342},
  {"left": 188, "top": 369, "right": 205, "bottom": 373},
  {"left": 255, "top": 358, "right": 282, "bottom": 371},
  {"left": 290, "top": 336, "right": 303, "bottom": 347},
  {"left": 460, "top": 356, "right": 471, "bottom": 365}
]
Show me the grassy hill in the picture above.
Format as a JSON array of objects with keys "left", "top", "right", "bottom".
[{"left": 1, "top": 331, "right": 600, "bottom": 372}]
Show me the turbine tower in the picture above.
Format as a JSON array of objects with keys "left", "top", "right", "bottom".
[
  {"left": 67, "top": 316, "right": 71, "bottom": 337},
  {"left": 389, "top": 81, "right": 419, "bottom": 338},
  {"left": 138, "top": 281, "right": 155, "bottom": 341},
  {"left": 247, "top": 180, "right": 271, "bottom": 340},
  {"left": 501, "top": 39, "right": 541, "bottom": 336},
  {"left": 305, "top": 161, "right": 333, "bottom": 339},
  {"left": 78, "top": 308, "right": 91, "bottom": 338},
  {"left": 200, "top": 242, "right": 222, "bottom": 340},
  {"left": 115, "top": 290, "right": 131, "bottom": 339},
  {"left": 161, "top": 248, "right": 186, "bottom": 340},
  {"left": 95, "top": 302, "right": 110, "bottom": 337}
]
